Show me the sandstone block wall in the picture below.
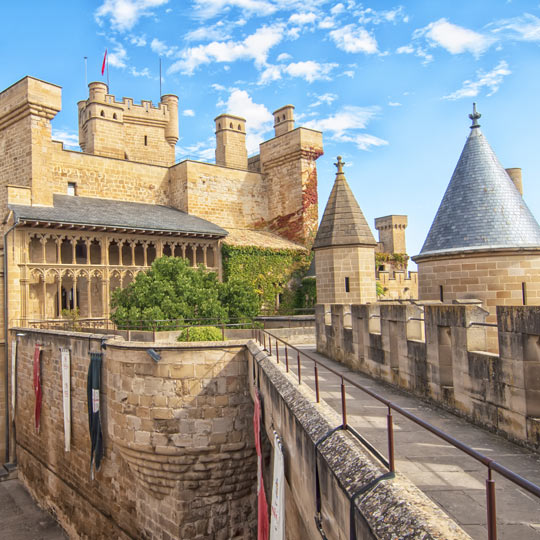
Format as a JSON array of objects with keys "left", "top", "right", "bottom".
[
  {"left": 12, "top": 329, "right": 257, "bottom": 539},
  {"left": 417, "top": 252, "right": 540, "bottom": 318},
  {"left": 315, "top": 246, "right": 377, "bottom": 304},
  {"left": 169, "top": 160, "right": 268, "bottom": 229},
  {"left": 377, "top": 270, "right": 418, "bottom": 300},
  {"left": 316, "top": 303, "right": 540, "bottom": 450}
]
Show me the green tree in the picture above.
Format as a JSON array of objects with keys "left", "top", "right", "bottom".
[{"left": 110, "top": 256, "right": 259, "bottom": 329}]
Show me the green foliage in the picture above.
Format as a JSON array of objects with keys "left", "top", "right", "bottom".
[
  {"left": 110, "top": 256, "right": 258, "bottom": 329},
  {"left": 375, "top": 252, "right": 409, "bottom": 270},
  {"left": 376, "top": 281, "right": 386, "bottom": 298},
  {"left": 221, "top": 245, "right": 311, "bottom": 314},
  {"left": 61, "top": 308, "right": 81, "bottom": 330},
  {"left": 294, "top": 277, "right": 317, "bottom": 310},
  {"left": 218, "top": 279, "right": 260, "bottom": 323},
  {"left": 177, "top": 326, "right": 223, "bottom": 342}
]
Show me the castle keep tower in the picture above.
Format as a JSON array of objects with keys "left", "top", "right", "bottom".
[
  {"left": 413, "top": 104, "right": 540, "bottom": 318},
  {"left": 375, "top": 215, "right": 408, "bottom": 254},
  {"left": 313, "top": 157, "right": 377, "bottom": 304},
  {"left": 273, "top": 105, "right": 295, "bottom": 137},
  {"left": 78, "top": 82, "right": 178, "bottom": 166},
  {"left": 214, "top": 114, "right": 248, "bottom": 169}
]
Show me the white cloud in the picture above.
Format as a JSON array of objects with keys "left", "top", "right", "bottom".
[
  {"left": 289, "top": 12, "right": 316, "bottom": 25},
  {"left": 304, "top": 106, "right": 387, "bottom": 150},
  {"left": 318, "top": 17, "right": 336, "bottom": 29},
  {"left": 192, "top": 0, "right": 277, "bottom": 19},
  {"left": 309, "top": 93, "right": 338, "bottom": 107},
  {"left": 414, "top": 18, "right": 494, "bottom": 57},
  {"left": 443, "top": 60, "right": 511, "bottom": 100},
  {"left": 330, "top": 3, "right": 344, "bottom": 15},
  {"left": 108, "top": 43, "right": 128, "bottom": 68},
  {"left": 169, "top": 23, "right": 285, "bottom": 74},
  {"left": 52, "top": 129, "right": 80, "bottom": 149},
  {"left": 182, "top": 109, "right": 195, "bottom": 116},
  {"left": 342, "top": 70, "right": 355, "bottom": 78},
  {"left": 388, "top": 101, "right": 401, "bottom": 107},
  {"left": 258, "top": 65, "right": 283, "bottom": 84},
  {"left": 220, "top": 89, "right": 273, "bottom": 153},
  {"left": 330, "top": 24, "right": 378, "bottom": 54},
  {"left": 283, "top": 61, "right": 338, "bottom": 82},
  {"left": 396, "top": 43, "right": 433, "bottom": 64},
  {"left": 212, "top": 83, "right": 227, "bottom": 91},
  {"left": 95, "top": 0, "right": 169, "bottom": 32},
  {"left": 396, "top": 44, "right": 414, "bottom": 54},
  {"left": 357, "top": 6, "right": 408, "bottom": 25},
  {"left": 176, "top": 138, "right": 215, "bottom": 161},
  {"left": 130, "top": 66, "right": 152, "bottom": 77},
  {"left": 185, "top": 25, "right": 231, "bottom": 42},
  {"left": 276, "top": 52, "right": 292, "bottom": 62},
  {"left": 130, "top": 34, "right": 147, "bottom": 46},
  {"left": 491, "top": 13, "right": 540, "bottom": 41},
  {"left": 150, "top": 38, "right": 178, "bottom": 57}
]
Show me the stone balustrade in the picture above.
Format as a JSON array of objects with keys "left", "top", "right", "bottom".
[{"left": 316, "top": 303, "right": 540, "bottom": 449}]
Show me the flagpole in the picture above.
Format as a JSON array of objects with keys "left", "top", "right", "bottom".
[
  {"left": 84, "top": 57, "right": 88, "bottom": 88},
  {"left": 107, "top": 53, "right": 110, "bottom": 92},
  {"left": 159, "top": 57, "right": 162, "bottom": 98}
]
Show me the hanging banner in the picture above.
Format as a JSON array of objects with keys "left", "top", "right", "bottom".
[
  {"left": 270, "top": 431, "right": 285, "bottom": 540},
  {"left": 253, "top": 388, "right": 269, "bottom": 540},
  {"left": 33, "top": 345, "right": 42, "bottom": 432},
  {"left": 11, "top": 340, "right": 17, "bottom": 422},
  {"left": 61, "top": 348, "right": 71, "bottom": 452},
  {"left": 87, "top": 352, "right": 104, "bottom": 479}
]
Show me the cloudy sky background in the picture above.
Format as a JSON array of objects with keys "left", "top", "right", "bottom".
[{"left": 2, "top": 0, "right": 540, "bottom": 263}]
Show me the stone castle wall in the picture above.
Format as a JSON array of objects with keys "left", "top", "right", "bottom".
[
  {"left": 417, "top": 251, "right": 540, "bottom": 319},
  {"left": 377, "top": 270, "right": 418, "bottom": 300},
  {"left": 12, "top": 329, "right": 257, "bottom": 539},
  {"left": 169, "top": 160, "right": 268, "bottom": 229},
  {"left": 316, "top": 303, "right": 540, "bottom": 450}
]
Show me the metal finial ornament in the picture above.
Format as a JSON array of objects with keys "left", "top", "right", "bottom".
[
  {"left": 335, "top": 156, "right": 345, "bottom": 173},
  {"left": 469, "top": 102, "right": 481, "bottom": 129}
]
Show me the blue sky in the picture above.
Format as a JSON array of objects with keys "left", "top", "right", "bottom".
[{"left": 2, "top": 1, "right": 540, "bottom": 264}]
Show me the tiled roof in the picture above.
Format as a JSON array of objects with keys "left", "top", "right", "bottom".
[
  {"left": 313, "top": 158, "right": 376, "bottom": 249},
  {"left": 10, "top": 194, "right": 228, "bottom": 237},
  {"left": 416, "top": 125, "right": 540, "bottom": 259}
]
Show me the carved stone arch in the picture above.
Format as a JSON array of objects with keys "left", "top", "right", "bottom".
[
  {"left": 61, "top": 268, "right": 75, "bottom": 280},
  {"left": 76, "top": 268, "right": 90, "bottom": 280},
  {"left": 30, "top": 268, "right": 44, "bottom": 281},
  {"left": 91, "top": 268, "right": 104, "bottom": 279}
]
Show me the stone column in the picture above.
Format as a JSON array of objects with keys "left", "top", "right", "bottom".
[
  {"left": 56, "top": 237, "right": 62, "bottom": 264},
  {"left": 71, "top": 239, "right": 76, "bottom": 265},
  {"left": 156, "top": 240, "right": 163, "bottom": 258},
  {"left": 102, "top": 277, "right": 110, "bottom": 320},
  {"left": 41, "top": 277, "right": 47, "bottom": 318},
  {"left": 130, "top": 242, "right": 135, "bottom": 266},
  {"left": 85, "top": 239, "right": 91, "bottom": 265},
  {"left": 143, "top": 241, "right": 148, "bottom": 267},
  {"left": 73, "top": 277, "right": 78, "bottom": 311},
  {"left": 203, "top": 245, "right": 208, "bottom": 267},
  {"left": 119, "top": 241, "right": 123, "bottom": 266},
  {"left": 57, "top": 277, "right": 62, "bottom": 317},
  {"left": 87, "top": 277, "right": 92, "bottom": 317}
]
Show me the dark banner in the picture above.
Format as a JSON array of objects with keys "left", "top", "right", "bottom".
[
  {"left": 33, "top": 345, "right": 42, "bottom": 432},
  {"left": 87, "top": 352, "right": 104, "bottom": 479}
]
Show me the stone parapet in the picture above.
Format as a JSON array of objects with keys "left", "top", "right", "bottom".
[{"left": 317, "top": 303, "right": 540, "bottom": 450}]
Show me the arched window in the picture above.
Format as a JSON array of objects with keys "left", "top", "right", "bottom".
[
  {"left": 229, "top": 122, "right": 233, "bottom": 128},
  {"left": 113, "top": 113, "right": 117, "bottom": 120},
  {"left": 100, "top": 110, "right": 105, "bottom": 117},
  {"left": 238, "top": 124, "right": 241, "bottom": 130}
]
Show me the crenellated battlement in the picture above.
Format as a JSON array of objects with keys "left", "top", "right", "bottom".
[{"left": 78, "top": 82, "right": 178, "bottom": 166}]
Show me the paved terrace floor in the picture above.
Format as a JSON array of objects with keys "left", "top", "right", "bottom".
[
  {"left": 268, "top": 342, "right": 540, "bottom": 540},
  {"left": 0, "top": 479, "right": 67, "bottom": 539}
]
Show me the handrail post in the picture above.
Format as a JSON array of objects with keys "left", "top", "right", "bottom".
[
  {"left": 297, "top": 351, "right": 301, "bottom": 384},
  {"left": 285, "top": 346, "right": 289, "bottom": 372},
  {"left": 269, "top": 338, "right": 272, "bottom": 355},
  {"left": 387, "top": 407, "right": 395, "bottom": 473},
  {"left": 341, "top": 379, "right": 347, "bottom": 428},
  {"left": 314, "top": 364, "right": 320, "bottom": 403},
  {"left": 263, "top": 333, "right": 266, "bottom": 351},
  {"left": 486, "top": 468, "right": 497, "bottom": 540},
  {"left": 276, "top": 340, "right": 279, "bottom": 363}
]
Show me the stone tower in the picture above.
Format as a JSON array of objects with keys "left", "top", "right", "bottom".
[
  {"left": 78, "top": 82, "right": 178, "bottom": 167},
  {"left": 214, "top": 114, "right": 248, "bottom": 169},
  {"left": 312, "top": 157, "right": 377, "bottom": 304},
  {"left": 413, "top": 104, "right": 540, "bottom": 317},
  {"left": 375, "top": 215, "right": 408, "bottom": 254}
]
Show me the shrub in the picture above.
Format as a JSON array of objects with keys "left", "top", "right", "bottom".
[{"left": 177, "top": 326, "right": 224, "bottom": 342}]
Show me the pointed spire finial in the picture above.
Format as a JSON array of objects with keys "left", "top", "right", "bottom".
[
  {"left": 335, "top": 155, "right": 345, "bottom": 174},
  {"left": 469, "top": 102, "right": 481, "bottom": 129}
]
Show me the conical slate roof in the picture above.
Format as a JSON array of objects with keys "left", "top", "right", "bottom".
[
  {"left": 416, "top": 106, "right": 540, "bottom": 259},
  {"left": 313, "top": 157, "right": 376, "bottom": 249}
]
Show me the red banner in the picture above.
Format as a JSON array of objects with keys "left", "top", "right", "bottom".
[
  {"left": 101, "top": 49, "right": 107, "bottom": 76},
  {"left": 33, "top": 345, "right": 42, "bottom": 432},
  {"left": 253, "top": 388, "right": 269, "bottom": 540}
]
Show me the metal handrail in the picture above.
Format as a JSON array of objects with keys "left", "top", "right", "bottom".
[{"left": 252, "top": 328, "right": 540, "bottom": 540}]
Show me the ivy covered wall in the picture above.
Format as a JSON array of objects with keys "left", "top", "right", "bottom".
[{"left": 221, "top": 245, "right": 312, "bottom": 313}]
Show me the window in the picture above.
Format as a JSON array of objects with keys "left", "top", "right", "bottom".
[
  {"left": 345, "top": 277, "right": 350, "bottom": 293},
  {"left": 144, "top": 135, "right": 148, "bottom": 146},
  {"left": 439, "top": 285, "right": 444, "bottom": 302},
  {"left": 67, "top": 182, "right": 76, "bottom": 196},
  {"left": 522, "top": 282, "right": 527, "bottom": 305}
]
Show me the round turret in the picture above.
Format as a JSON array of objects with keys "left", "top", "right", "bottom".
[
  {"left": 161, "top": 94, "right": 179, "bottom": 146},
  {"left": 88, "top": 81, "right": 108, "bottom": 102}
]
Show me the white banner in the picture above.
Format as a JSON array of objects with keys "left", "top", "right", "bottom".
[
  {"left": 11, "top": 340, "right": 17, "bottom": 422},
  {"left": 270, "top": 431, "right": 285, "bottom": 540},
  {"left": 61, "top": 348, "right": 71, "bottom": 452}
]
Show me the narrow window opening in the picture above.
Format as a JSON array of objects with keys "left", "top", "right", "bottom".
[
  {"left": 144, "top": 135, "right": 148, "bottom": 146},
  {"left": 67, "top": 182, "right": 76, "bottom": 196},
  {"left": 439, "top": 285, "right": 444, "bottom": 302},
  {"left": 229, "top": 122, "right": 233, "bottom": 128},
  {"left": 345, "top": 277, "right": 350, "bottom": 293},
  {"left": 238, "top": 124, "right": 241, "bottom": 130},
  {"left": 113, "top": 113, "right": 117, "bottom": 120},
  {"left": 522, "top": 282, "right": 527, "bottom": 305},
  {"left": 100, "top": 110, "right": 105, "bottom": 117}
]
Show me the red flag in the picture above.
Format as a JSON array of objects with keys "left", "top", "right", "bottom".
[
  {"left": 33, "top": 345, "right": 42, "bottom": 432},
  {"left": 253, "top": 388, "right": 269, "bottom": 540},
  {"left": 101, "top": 49, "right": 107, "bottom": 76}
]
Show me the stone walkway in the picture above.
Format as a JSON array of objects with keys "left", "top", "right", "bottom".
[
  {"left": 273, "top": 343, "right": 540, "bottom": 540},
  {"left": 0, "top": 479, "right": 67, "bottom": 539}
]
